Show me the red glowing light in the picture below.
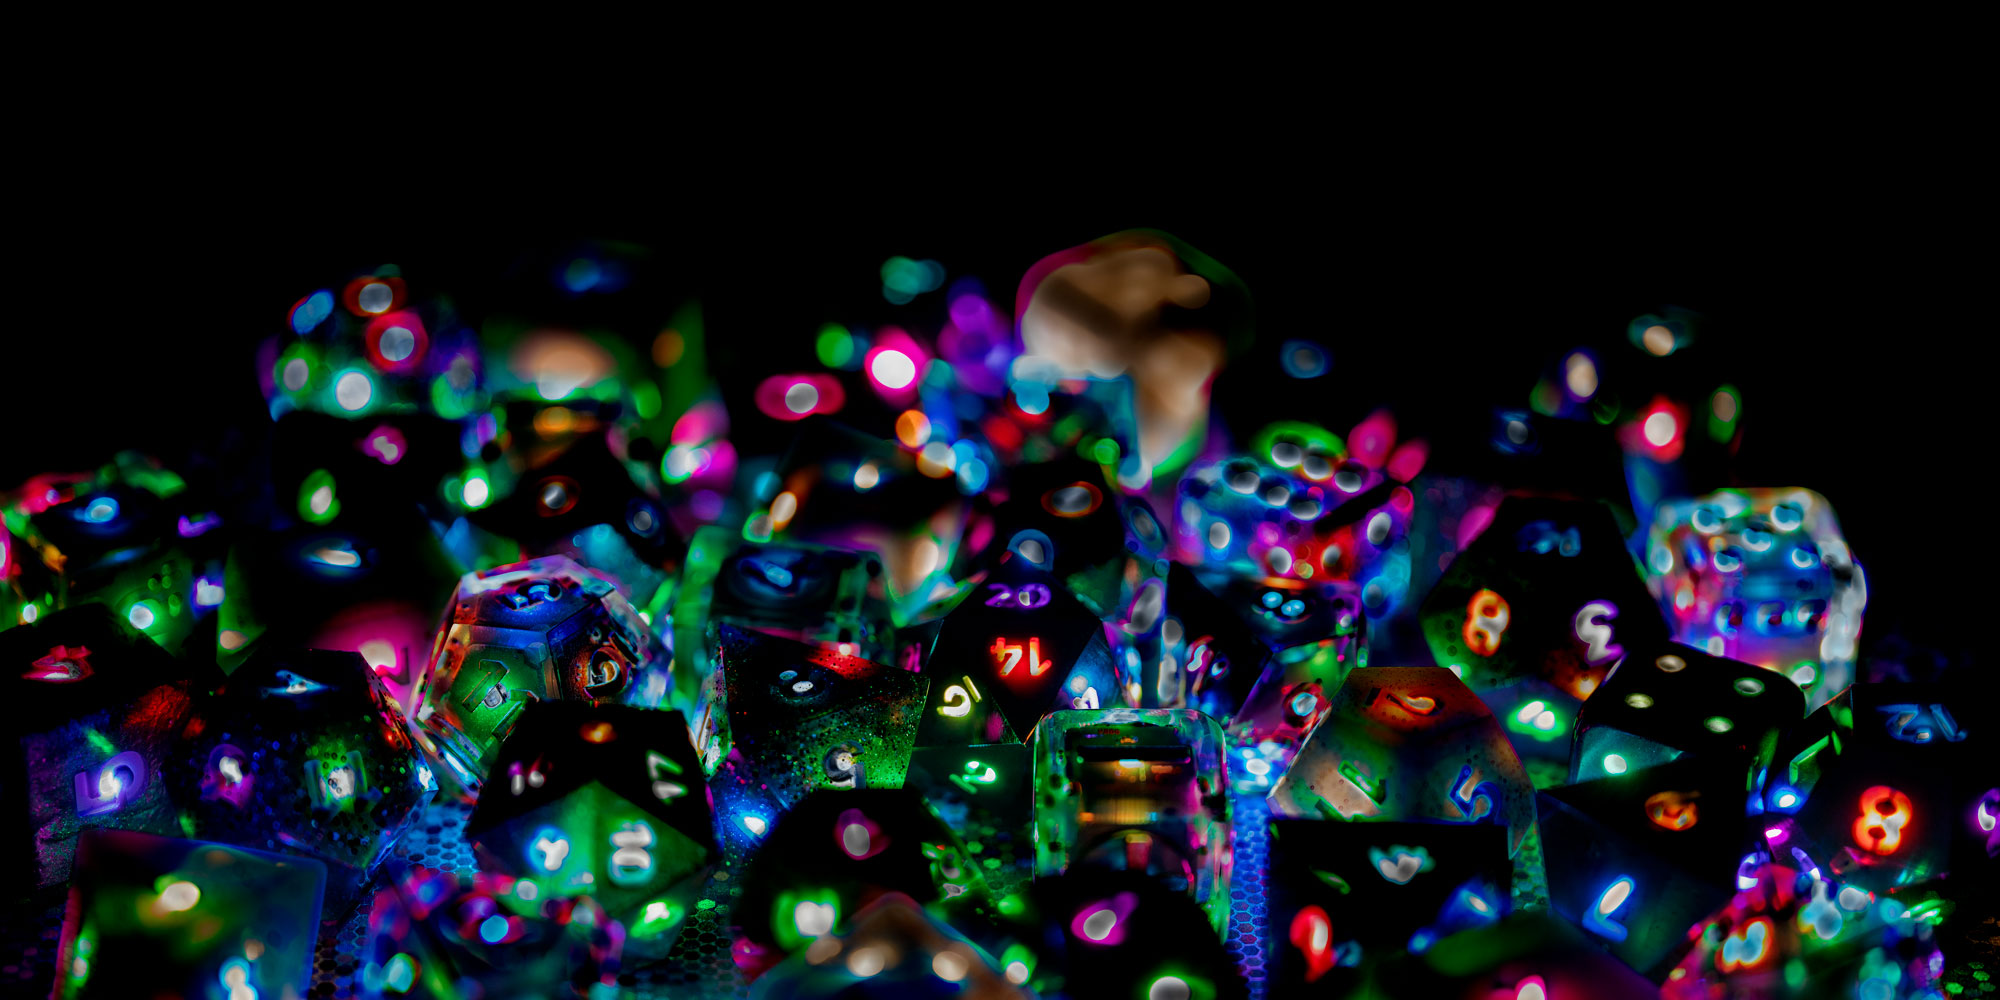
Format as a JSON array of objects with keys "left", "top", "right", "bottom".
[
  {"left": 1853, "top": 785, "right": 1914, "bottom": 855},
  {"left": 1646, "top": 790, "right": 1700, "bottom": 831},
  {"left": 362, "top": 311, "right": 429, "bottom": 372},
  {"left": 1290, "top": 905, "right": 1336, "bottom": 983},
  {"left": 991, "top": 636, "right": 1051, "bottom": 679}
]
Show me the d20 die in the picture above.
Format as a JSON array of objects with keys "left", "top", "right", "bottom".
[
  {"left": 1032, "top": 709, "right": 1232, "bottom": 932},
  {"left": 357, "top": 866, "right": 625, "bottom": 1000},
  {"left": 168, "top": 647, "right": 435, "bottom": 907},
  {"left": 915, "top": 554, "right": 1121, "bottom": 748},
  {"left": 704, "top": 626, "right": 926, "bottom": 853},
  {"left": 53, "top": 829, "right": 325, "bottom": 999},
  {"left": 1421, "top": 496, "right": 1668, "bottom": 700},
  {"left": 1269, "top": 667, "right": 1535, "bottom": 858},
  {"left": 1265, "top": 819, "right": 1510, "bottom": 994},
  {"left": 1644, "top": 488, "right": 1866, "bottom": 711},
  {"left": 1537, "top": 756, "right": 1755, "bottom": 977},
  {"left": 733, "top": 788, "right": 991, "bottom": 981},
  {"left": 1570, "top": 641, "right": 1804, "bottom": 784},
  {"left": 2, "top": 604, "right": 204, "bottom": 895},
  {"left": 465, "top": 702, "right": 714, "bottom": 962},
  {"left": 988, "top": 457, "right": 1135, "bottom": 615},
  {"left": 1759, "top": 681, "right": 1984, "bottom": 896},
  {"left": 413, "top": 553, "right": 669, "bottom": 795}
]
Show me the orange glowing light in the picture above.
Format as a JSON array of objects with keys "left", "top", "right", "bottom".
[
  {"left": 1852, "top": 786, "right": 1913, "bottom": 855},
  {"left": 580, "top": 722, "right": 617, "bottom": 744},
  {"left": 1463, "top": 589, "right": 1511, "bottom": 656},
  {"left": 1645, "top": 790, "right": 1700, "bottom": 831},
  {"left": 896, "top": 410, "right": 931, "bottom": 448},
  {"left": 990, "top": 636, "right": 1051, "bottom": 679}
]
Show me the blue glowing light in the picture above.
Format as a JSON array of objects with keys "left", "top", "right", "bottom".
[
  {"left": 78, "top": 497, "right": 120, "bottom": 524},
  {"left": 291, "top": 290, "right": 334, "bottom": 334},
  {"left": 1583, "top": 876, "right": 1635, "bottom": 941},
  {"left": 1279, "top": 340, "right": 1329, "bottom": 378}
]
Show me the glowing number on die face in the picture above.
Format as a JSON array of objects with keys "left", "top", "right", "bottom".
[
  {"left": 1878, "top": 703, "right": 1966, "bottom": 744},
  {"left": 937, "top": 675, "right": 983, "bottom": 718},
  {"left": 1071, "top": 682, "right": 1099, "bottom": 709},
  {"left": 1852, "top": 786, "right": 1914, "bottom": 855},
  {"left": 609, "top": 821, "right": 655, "bottom": 886},
  {"left": 1718, "top": 916, "right": 1773, "bottom": 972},
  {"left": 1573, "top": 601, "right": 1622, "bottom": 667},
  {"left": 305, "top": 751, "right": 367, "bottom": 810},
  {"left": 1449, "top": 764, "right": 1496, "bottom": 822},
  {"left": 1290, "top": 905, "right": 1336, "bottom": 983},
  {"left": 991, "top": 637, "right": 1051, "bottom": 679},
  {"left": 501, "top": 580, "right": 562, "bottom": 610},
  {"left": 529, "top": 827, "right": 572, "bottom": 872},
  {"left": 1583, "top": 876, "right": 1634, "bottom": 941},
  {"left": 647, "top": 751, "right": 687, "bottom": 802},
  {"left": 985, "top": 583, "right": 1052, "bottom": 609},
  {"left": 1463, "top": 589, "right": 1510, "bottom": 656},
  {"left": 74, "top": 751, "right": 147, "bottom": 817}
]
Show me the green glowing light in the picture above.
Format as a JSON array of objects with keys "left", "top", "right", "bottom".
[
  {"left": 461, "top": 471, "right": 492, "bottom": 510},
  {"left": 299, "top": 469, "right": 340, "bottom": 525},
  {"left": 631, "top": 898, "right": 683, "bottom": 937},
  {"left": 816, "top": 324, "right": 855, "bottom": 368},
  {"left": 1092, "top": 439, "right": 1120, "bottom": 465}
]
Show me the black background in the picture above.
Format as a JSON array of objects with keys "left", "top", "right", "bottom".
[{"left": 6, "top": 169, "right": 1984, "bottom": 677}]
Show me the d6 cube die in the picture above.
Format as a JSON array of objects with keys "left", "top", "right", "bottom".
[{"left": 1570, "top": 641, "right": 1804, "bottom": 784}]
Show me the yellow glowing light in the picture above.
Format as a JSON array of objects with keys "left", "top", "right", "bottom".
[
  {"left": 847, "top": 946, "right": 888, "bottom": 978},
  {"left": 1643, "top": 325, "right": 1675, "bottom": 356},
  {"left": 933, "top": 950, "right": 969, "bottom": 982},
  {"left": 219, "top": 629, "right": 248, "bottom": 650},
  {"left": 854, "top": 462, "right": 880, "bottom": 491},
  {"left": 917, "top": 442, "right": 955, "bottom": 478},
  {"left": 159, "top": 880, "right": 200, "bottom": 912}
]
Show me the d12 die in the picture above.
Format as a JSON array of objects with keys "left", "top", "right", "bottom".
[
  {"left": 54, "top": 829, "right": 325, "bottom": 999},
  {"left": 1265, "top": 819, "right": 1510, "bottom": 994},
  {"left": 1421, "top": 496, "right": 1668, "bottom": 700},
  {"left": 357, "top": 866, "right": 625, "bottom": 1000},
  {"left": 1759, "top": 681, "right": 1985, "bottom": 896},
  {"left": 1569, "top": 641, "right": 1805, "bottom": 784},
  {"left": 733, "top": 788, "right": 991, "bottom": 981},
  {"left": 1269, "top": 667, "right": 1535, "bottom": 857},
  {"left": 465, "top": 702, "right": 714, "bottom": 962},
  {"left": 2, "top": 604, "right": 204, "bottom": 895},
  {"left": 1644, "top": 487, "right": 1866, "bottom": 711},
  {"left": 413, "top": 554, "right": 669, "bottom": 794},
  {"left": 168, "top": 647, "right": 435, "bottom": 908},
  {"left": 1032, "top": 708, "right": 1232, "bottom": 932},
  {"left": 1537, "top": 755, "right": 1754, "bottom": 977},
  {"left": 915, "top": 554, "right": 1121, "bottom": 748},
  {"left": 704, "top": 626, "right": 926, "bottom": 854}
]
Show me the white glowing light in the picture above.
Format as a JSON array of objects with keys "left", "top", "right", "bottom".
[
  {"left": 741, "top": 815, "right": 768, "bottom": 836},
  {"left": 854, "top": 463, "right": 880, "bottom": 491},
  {"left": 1643, "top": 411, "right": 1678, "bottom": 447},
  {"left": 357, "top": 282, "right": 393, "bottom": 313},
  {"left": 282, "top": 358, "right": 309, "bottom": 391},
  {"left": 784, "top": 382, "right": 819, "bottom": 413},
  {"left": 462, "top": 477, "right": 490, "bottom": 508},
  {"left": 933, "top": 951, "right": 968, "bottom": 982},
  {"left": 1081, "top": 908, "right": 1117, "bottom": 941},
  {"left": 1565, "top": 353, "right": 1598, "bottom": 398},
  {"left": 847, "top": 946, "right": 887, "bottom": 978},
  {"left": 1597, "top": 879, "right": 1633, "bottom": 914},
  {"left": 1006, "top": 961, "right": 1031, "bottom": 984},
  {"left": 335, "top": 371, "right": 373, "bottom": 411},
  {"left": 841, "top": 823, "right": 872, "bottom": 859},
  {"left": 379, "top": 326, "right": 416, "bottom": 362},
  {"left": 308, "top": 486, "right": 334, "bottom": 516},
  {"left": 1604, "top": 754, "right": 1628, "bottom": 774},
  {"left": 794, "top": 900, "right": 835, "bottom": 937},
  {"left": 870, "top": 350, "right": 917, "bottom": 389},
  {"left": 359, "top": 640, "right": 396, "bottom": 673},
  {"left": 159, "top": 880, "right": 200, "bottom": 912}
]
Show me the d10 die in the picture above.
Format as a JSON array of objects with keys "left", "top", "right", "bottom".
[
  {"left": 1032, "top": 708, "right": 1232, "bottom": 932},
  {"left": 1270, "top": 667, "right": 1535, "bottom": 857},
  {"left": 168, "top": 647, "right": 435, "bottom": 908},
  {"left": 465, "top": 702, "right": 714, "bottom": 962},
  {"left": 1644, "top": 487, "right": 1866, "bottom": 711},
  {"left": 1569, "top": 641, "right": 1804, "bottom": 785},
  {"left": 914, "top": 554, "right": 1121, "bottom": 748},
  {"left": 54, "top": 829, "right": 325, "bottom": 999},
  {"left": 413, "top": 553, "right": 669, "bottom": 794},
  {"left": 1265, "top": 819, "right": 1510, "bottom": 994},
  {"left": 1, "top": 604, "right": 204, "bottom": 895}
]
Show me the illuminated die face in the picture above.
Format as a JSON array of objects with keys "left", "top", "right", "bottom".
[
  {"left": 1265, "top": 820, "right": 1510, "bottom": 993},
  {"left": 988, "top": 458, "right": 1138, "bottom": 613},
  {"left": 466, "top": 430, "right": 682, "bottom": 593},
  {"left": 1420, "top": 496, "right": 1669, "bottom": 699},
  {"left": 1570, "top": 642, "right": 1804, "bottom": 785},
  {"left": 358, "top": 869, "right": 622, "bottom": 999},
  {"left": 915, "top": 557, "right": 1122, "bottom": 748},
  {"left": 2, "top": 604, "right": 199, "bottom": 892},
  {"left": 733, "top": 789, "right": 988, "bottom": 979},
  {"left": 1174, "top": 451, "right": 1401, "bottom": 582},
  {"left": 20, "top": 482, "right": 211, "bottom": 655},
  {"left": 1760, "top": 683, "right": 1986, "bottom": 897},
  {"left": 415, "top": 554, "right": 668, "bottom": 794},
  {"left": 1170, "top": 567, "right": 1367, "bottom": 753},
  {"left": 1269, "top": 667, "right": 1535, "bottom": 857},
  {"left": 465, "top": 703, "right": 714, "bottom": 962},
  {"left": 1644, "top": 488, "right": 1865, "bottom": 710},
  {"left": 1032, "top": 709, "right": 1232, "bottom": 931},
  {"left": 1536, "top": 756, "right": 1753, "bottom": 975},
  {"left": 704, "top": 626, "right": 926, "bottom": 854},
  {"left": 56, "top": 830, "right": 326, "bottom": 1000},
  {"left": 168, "top": 648, "right": 435, "bottom": 902}
]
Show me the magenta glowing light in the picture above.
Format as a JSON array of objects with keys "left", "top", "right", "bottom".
[
  {"left": 361, "top": 425, "right": 408, "bottom": 465},
  {"left": 754, "top": 374, "right": 847, "bottom": 422},
  {"left": 864, "top": 328, "right": 929, "bottom": 397},
  {"left": 1069, "top": 891, "right": 1138, "bottom": 946},
  {"left": 834, "top": 807, "right": 888, "bottom": 860}
]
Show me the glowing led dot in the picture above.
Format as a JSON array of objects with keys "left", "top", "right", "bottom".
[
  {"left": 1604, "top": 754, "right": 1628, "bottom": 774},
  {"left": 841, "top": 823, "right": 872, "bottom": 859},
  {"left": 128, "top": 602, "right": 157, "bottom": 630},
  {"left": 22, "top": 604, "right": 38, "bottom": 623},
  {"left": 357, "top": 282, "right": 394, "bottom": 313},
  {"left": 854, "top": 463, "right": 880, "bottom": 491},
  {"left": 335, "top": 371, "right": 374, "bottom": 411},
  {"left": 794, "top": 900, "right": 835, "bottom": 937},
  {"left": 479, "top": 915, "right": 509, "bottom": 944},
  {"left": 1565, "top": 352, "right": 1598, "bottom": 398},
  {"left": 1208, "top": 521, "right": 1231, "bottom": 549},
  {"left": 1597, "top": 878, "right": 1632, "bottom": 914},
  {"left": 383, "top": 953, "right": 416, "bottom": 992},
  {"left": 1149, "top": 975, "right": 1192, "bottom": 1000},
  {"left": 1516, "top": 976, "right": 1549, "bottom": 1000},
  {"left": 1533, "top": 710, "right": 1556, "bottom": 731},
  {"left": 1246, "top": 758, "right": 1270, "bottom": 776},
  {"left": 379, "top": 326, "right": 416, "bottom": 362},
  {"left": 784, "top": 382, "right": 819, "bottom": 413},
  {"left": 1712, "top": 389, "right": 1738, "bottom": 420},
  {"left": 282, "top": 357, "right": 310, "bottom": 390},
  {"left": 1839, "top": 887, "right": 1871, "bottom": 910},
  {"left": 159, "top": 880, "right": 200, "bottom": 912},
  {"left": 1655, "top": 655, "right": 1686, "bottom": 672},
  {"left": 933, "top": 951, "right": 969, "bottom": 982},
  {"left": 462, "top": 475, "right": 490, "bottom": 508},
  {"left": 1006, "top": 961, "right": 1030, "bottom": 984},
  {"left": 896, "top": 410, "right": 932, "bottom": 448},
  {"left": 308, "top": 486, "right": 333, "bottom": 516},
  {"left": 847, "top": 946, "right": 887, "bottom": 978},
  {"left": 1735, "top": 677, "right": 1766, "bottom": 696},
  {"left": 870, "top": 350, "right": 917, "bottom": 389},
  {"left": 219, "top": 629, "right": 247, "bottom": 650},
  {"left": 1791, "top": 663, "right": 1818, "bottom": 687},
  {"left": 1777, "top": 792, "right": 1798, "bottom": 808},
  {"left": 917, "top": 441, "right": 956, "bottom": 477},
  {"left": 1643, "top": 410, "right": 1678, "bottom": 447},
  {"left": 1705, "top": 715, "right": 1734, "bottom": 733},
  {"left": 1081, "top": 907, "right": 1117, "bottom": 941}
]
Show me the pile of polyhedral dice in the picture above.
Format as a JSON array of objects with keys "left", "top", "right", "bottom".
[{"left": 2, "top": 232, "right": 1989, "bottom": 999}]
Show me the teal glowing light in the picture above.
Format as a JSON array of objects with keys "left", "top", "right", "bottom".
[
  {"left": 80, "top": 497, "right": 120, "bottom": 523},
  {"left": 479, "top": 914, "right": 510, "bottom": 944}
]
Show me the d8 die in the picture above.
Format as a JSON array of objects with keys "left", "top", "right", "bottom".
[
  {"left": 1032, "top": 708, "right": 1232, "bottom": 931},
  {"left": 412, "top": 553, "right": 669, "bottom": 794},
  {"left": 1265, "top": 819, "right": 1510, "bottom": 994},
  {"left": 1644, "top": 487, "right": 1866, "bottom": 711},
  {"left": 1420, "top": 496, "right": 1668, "bottom": 715},
  {"left": 168, "top": 647, "right": 435, "bottom": 908},
  {"left": 2, "top": 604, "right": 203, "bottom": 894},
  {"left": 465, "top": 702, "right": 714, "bottom": 963},
  {"left": 915, "top": 554, "right": 1122, "bottom": 748},
  {"left": 53, "top": 829, "right": 325, "bottom": 999},
  {"left": 1537, "top": 755, "right": 1754, "bottom": 977},
  {"left": 1269, "top": 667, "right": 1535, "bottom": 857},
  {"left": 357, "top": 866, "right": 625, "bottom": 1000},
  {"left": 1569, "top": 641, "right": 1804, "bottom": 784},
  {"left": 703, "top": 626, "right": 926, "bottom": 855}
]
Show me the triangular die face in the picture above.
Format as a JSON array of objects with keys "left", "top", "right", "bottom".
[{"left": 926, "top": 559, "right": 1114, "bottom": 743}]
